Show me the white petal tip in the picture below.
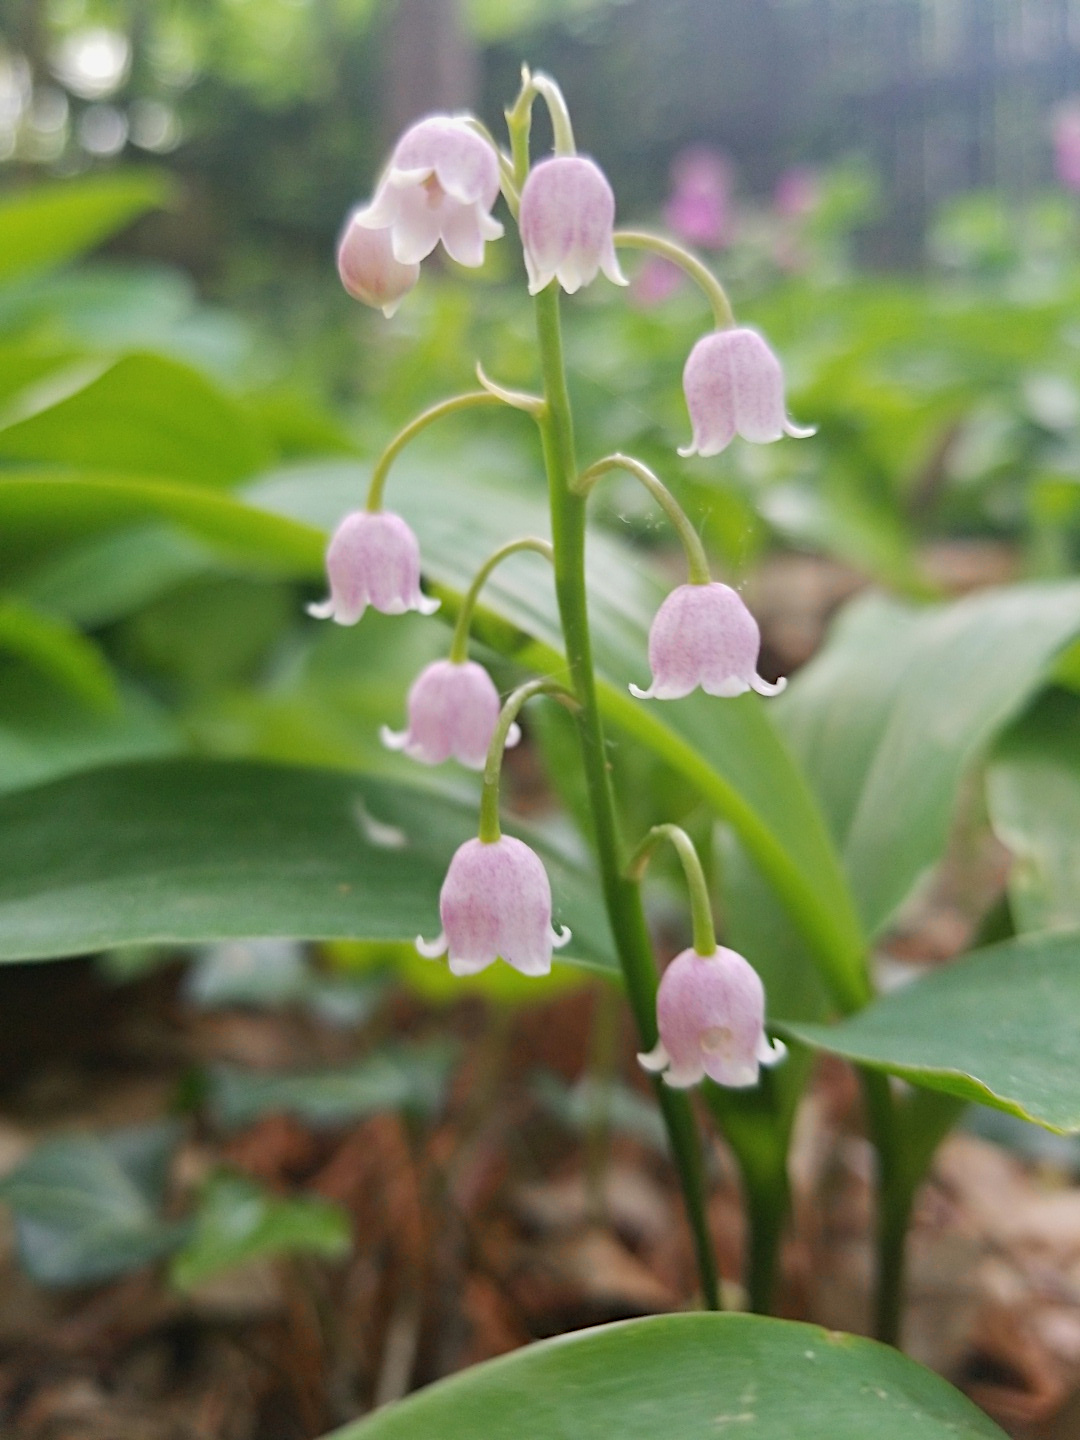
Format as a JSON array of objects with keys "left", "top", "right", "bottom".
[
  {"left": 750, "top": 674, "right": 787, "bottom": 697},
  {"left": 379, "top": 725, "right": 409, "bottom": 752},
  {"left": 416, "top": 594, "right": 441, "bottom": 616},
  {"left": 628, "top": 682, "right": 655, "bottom": 700},
  {"left": 676, "top": 442, "right": 698, "bottom": 459},
  {"left": 760, "top": 1037, "right": 788, "bottom": 1068},
  {"left": 785, "top": 421, "right": 816, "bottom": 439},
  {"left": 505, "top": 722, "right": 522, "bottom": 750},
  {"left": 552, "top": 924, "right": 572, "bottom": 950},
  {"left": 415, "top": 932, "right": 447, "bottom": 959},
  {"left": 306, "top": 600, "right": 334, "bottom": 620},
  {"left": 637, "top": 1040, "right": 670, "bottom": 1074}
]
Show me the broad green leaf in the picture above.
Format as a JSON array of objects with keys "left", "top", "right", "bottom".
[
  {"left": 776, "top": 585, "right": 1080, "bottom": 935},
  {"left": 0, "top": 1123, "right": 185, "bottom": 1286},
  {"left": 0, "top": 173, "right": 170, "bottom": 283},
  {"left": 987, "top": 690, "right": 1080, "bottom": 932},
  {"left": 250, "top": 458, "right": 866, "bottom": 1010},
  {"left": 325, "top": 1312, "right": 1006, "bottom": 1440},
  {"left": 785, "top": 930, "right": 1080, "bottom": 1132},
  {"left": 0, "top": 354, "right": 271, "bottom": 484},
  {"left": 0, "top": 599, "right": 117, "bottom": 708},
  {"left": 207, "top": 1043, "right": 456, "bottom": 1129},
  {"left": 0, "top": 759, "right": 616, "bottom": 970},
  {"left": 0, "top": 471, "right": 323, "bottom": 580},
  {"left": 171, "top": 1172, "right": 350, "bottom": 1290},
  {"left": 0, "top": 668, "right": 179, "bottom": 795}
]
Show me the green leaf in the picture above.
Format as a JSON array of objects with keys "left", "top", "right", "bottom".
[
  {"left": 784, "top": 929, "right": 1080, "bottom": 1132},
  {"left": 776, "top": 585, "right": 1080, "bottom": 936},
  {"left": 251, "top": 458, "right": 865, "bottom": 1011},
  {"left": 0, "top": 599, "right": 117, "bottom": 708},
  {"left": 987, "top": 690, "right": 1080, "bottom": 932},
  {"left": 207, "top": 1043, "right": 457, "bottom": 1129},
  {"left": 171, "top": 1172, "right": 350, "bottom": 1290},
  {"left": 0, "top": 1123, "right": 185, "bottom": 1286},
  {"left": 0, "top": 354, "right": 271, "bottom": 485},
  {"left": 323, "top": 1312, "right": 1006, "bottom": 1440},
  {"left": 0, "top": 471, "right": 323, "bottom": 580},
  {"left": 0, "top": 173, "right": 170, "bottom": 284},
  {"left": 0, "top": 758, "right": 616, "bottom": 970},
  {"left": 0, "top": 669, "right": 179, "bottom": 795}
]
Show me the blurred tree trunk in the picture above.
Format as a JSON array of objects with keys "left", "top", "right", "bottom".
[{"left": 384, "top": 0, "right": 478, "bottom": 143}]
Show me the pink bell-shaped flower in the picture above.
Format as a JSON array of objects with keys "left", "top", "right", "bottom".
[
  {"left": 1054, "top": 104, "right": 1080, "bottom": 193},
  {"left": 308, "top": 511, "right": 440, "bottom": 626},
  {"left": 355, "top": 116, "right": 504, "bottom": 268},
  {"left": 380, "top": 659, "right": 520, "bottom": 770},
  {"left": 638, "top": 945, "right": 786, "bottom": 1089},
  {"left": 680, "top": 327, "right": 814, "bottom": 458},
  {"left": 630, "top": 582, "right": 785, "bottom": 701},
  {"left": 519, "top": 156, "right": 628, "bottom": 296},
  {"left": 664, "top": 146, "right": 732, "bottom": 250},
  {"left": 337, "top": 213, "right": 420, "bottom": 317},
  {"left": 417, "top": 835, "right": 571, "bottom": 977}
]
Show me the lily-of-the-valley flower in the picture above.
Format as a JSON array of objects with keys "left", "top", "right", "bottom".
[
  {"left": 417, "top": 835, "right": 571, "bottom": 977},
  {"left": 308, "top": 511, "right": 440, "bottom": 625},
  {"left": 680, "top": 326, "right": 814, "bottom": 458},
  {"left": 337, "top": 212, "right": 420, "bottom": 316},
  {"left": 519, "top": 155, "right": 628, "bottom": 296},
  {"left": 355, "top": 116, "right": 504, "bottom": 268},
  {"left": 638, "top": 945, "right": 786, "bottom": 1089},
  {"left": 380, "top": 659, "right": 520, "bottom": 770},
  {"left": 630, "top": 581, "right": 784, "bottom": 700}
]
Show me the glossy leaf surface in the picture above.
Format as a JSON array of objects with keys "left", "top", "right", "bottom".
[
  {"left": 786, "top": 930, "right": 1080, "bottom": 1132},
  {"left": 325, "top": 1313, "right": 1006, "bottom": 1440}
]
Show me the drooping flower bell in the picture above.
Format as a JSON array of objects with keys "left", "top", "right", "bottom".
[
  {"left": 380, "top": 659, "right": 520, "bottom": 770},
  {"left": 417, "top": 836, "right": 571, "bottom": 977},
  {"left": 630, "top": 581, "right": 784, "bottom": 700},
  {"left": 1054, "top": 104, "right": 1080, "bottom": 193},
  {"left": 337, "top": 212, "right": 420, "bottom": 317},
  {"left": 679, "top": 327, "right": 814, "bottom": 458},
  {"left": 308, "top": 511, "right": 440, "bottom": 626},
  {"left": 519, "top": 156, "right": 628, "bottom": 296},
  {"left": 354, "top": 116, "right": 504, "bottom": 268},
  {"left": 638, "top": 945, "right": 786, "bottom": 1089}
]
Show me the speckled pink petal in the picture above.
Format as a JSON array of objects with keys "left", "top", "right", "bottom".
[
  {"left": 520, "top": 157, "right": 628, "bottom": 297},
  {"left": 631, "top": 582, "right": 780, "bottom": 702},
  {"left": 680, "top": 327, "right": 813, "bottom": 458},
  {"left": 380, "top": 660, "right": 511, "bottom": 770},
  {"left": 308, "top": 511, "right": 439, "bottom": 626}
]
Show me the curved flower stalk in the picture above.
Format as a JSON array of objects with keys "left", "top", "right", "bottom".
[
  {"left": 628, "top": 824, "right": 785, "bottom": 1090},
  {"left": 417, "top": 678, "right": 576, "bottom": 976}
]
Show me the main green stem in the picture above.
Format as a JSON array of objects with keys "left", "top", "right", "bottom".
[{"left": 532, "top": 282, "right": 718, "bottom": 1311}]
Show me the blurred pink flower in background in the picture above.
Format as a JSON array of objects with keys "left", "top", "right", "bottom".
[
  {"left": 1053, "top": 103, "right": 1080, "bottom": 192},
  {"left": 630, "top": 256, "right": 683, "bottom": 307},
  {"left": 664, "top": 145, "right": 733, "bottom": 249},
  {"left": 773, "top": 166, "right": 820, "bottom": 220}
]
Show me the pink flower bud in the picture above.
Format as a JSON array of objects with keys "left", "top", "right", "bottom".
[
  {"left": 638, "top": 945, "right": 786, "bottom": 1089},
  {"left": 308, "top": 511, "right": 440, "bottom": 626},
  {"left": 773, "top": 166, "right": 819, "bottom": 220},
  {"left": 417, "top": 836, "right": 571, "bottom": 977},
  {"left": 630, "top": 582, "right": 785, "bottom": 701},
  {"left": 356, "top": 116, "right": 504, "bottom": 268},
  {"left": 380, "top": 659, "right": 520, "bottom": 770},
  {"left": 337, "top": 213, "right": 420, "bottom": 317},
  {"left": 680, "top": 327, "right": 814, "bottom": 458},
  {"left": 519, "top": 156, "right": 628, "bottom": 296}
]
